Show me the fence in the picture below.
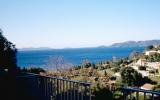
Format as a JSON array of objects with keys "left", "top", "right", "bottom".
[
  {"left": 16, "top": 73, "right": 160, "bottom": 100},
  {"left": 122, "top": 87, "right": 160, "bottom": 100},
  {"left": 16, "top": 73, "right": 91, "bottom": 100}
]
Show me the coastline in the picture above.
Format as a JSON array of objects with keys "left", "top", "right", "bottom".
[{"left": 17, "top": 47, "right": 144, "bottom": 68}]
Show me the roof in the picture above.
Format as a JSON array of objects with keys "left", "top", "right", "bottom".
[{"left": 141, "top": 83, "right": 154, "bottom": 90}]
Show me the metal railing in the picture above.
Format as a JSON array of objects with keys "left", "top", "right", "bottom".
[
  {"left": 16, "top": 73, "right": 91, "bottom": 100},
  {"left": 122, "top": 87, "right": 160, "bottom": 100},
  {"left": 16, "top": 73, "right": 160, "bottom": 100}
]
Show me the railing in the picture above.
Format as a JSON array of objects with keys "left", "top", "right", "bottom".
[
  {"left": 122, "top": 87, "right": 160, "bottom": 100},
  {"left": 16, "top": 73, "right": 160, "bottom": 100},
  {"left": 16, "top": 73, "right": 91, "bottom": 100}
]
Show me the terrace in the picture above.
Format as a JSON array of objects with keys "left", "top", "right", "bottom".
[{"left": 16, "top": 73, "right": 160, "bottom": 100}]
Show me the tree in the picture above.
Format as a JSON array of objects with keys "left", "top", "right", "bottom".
[
  {"left": 120, "top": 67, "right": 143, "bottom": 87},
  {"left": 45, "top": 56, "right": 73, "bottom": 71},
  {"left": 0, "top": 29, "right": 17, "bottom": 100},
  {"left": 21, "top": 67, "right": 45, "bottom": 74},
  {"left": 0, "top": 29, "right": 17, "bottom": 74},
  {"left": 138, "top": 66, "right": 146, "bottom": 70},
  {"left": 146, "top": 53, "right": 160, "bottom": 62},
  {"left": 92, "top": 84, "right": 113, "bottom": 100},
  {"left": 82, "top": 59, "right": 91, "bottom": 68},
  {"left": 146, "top": 45, "right": 154, "bottom": 50}
]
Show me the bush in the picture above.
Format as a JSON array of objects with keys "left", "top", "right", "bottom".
[
  {"left": 110, "top": 76, "right": 116, "bottom": 80},
  {"left": 153, "top": 83, "right": 160, "bottom": 91},
  {"left": 146, "top": 45, "right": 154, "bottom": 50},
  {"left": 92, "top": 85, "right": 113, "bottom": 100},
  {"left": 146, "top": 53, "right": 160, "bottom": 62},
  {"left": 113, "top": 90, "right": 123, "bottom": 100},
  {"left": 143, "top": 77, "right": 157, "bottom": 84},
  {"left": 120, "top": 67, "right": 143, "bottom": 86},
  {"left": 21, "top": 67, "right": 46, "bottom": 74},
  {"left": 138, "top": 66, "right": 146, "bottom": 70},
  {"left": 149, "top": 70, "right": 155, "bottom": 74}
]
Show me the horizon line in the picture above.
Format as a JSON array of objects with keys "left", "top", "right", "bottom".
[{"left": 17, "top": 39, "right": 160, "bottom": 50}]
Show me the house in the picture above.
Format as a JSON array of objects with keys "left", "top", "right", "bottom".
[
  {"left": 138, "top": 71, "right": 149, "bottom": 77},
  {"left": 146, "top": 62, "right": 160, "bottom": 70},
  {"left": 141, "top": 83, "right": 154, "bottom": 90},
  {"left": 145, "top": 50, "right": 160, "bottom": 56},
  {"left": 114, "top": 72, "right": 121, "bottom": 77},
  {"left": 136, "top": 59, "right": 146, "bottom": 66},
  {"left": 131, "top": 65, "right": 139, "bottom": 70}
]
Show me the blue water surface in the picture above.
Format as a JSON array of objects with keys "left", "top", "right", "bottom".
[{"left": 17, "top": 47, "right": 144, "bottom": 68}]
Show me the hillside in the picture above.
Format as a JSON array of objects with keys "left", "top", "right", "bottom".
[{"left": 110, "top": 40, "right": 160, "bottom": 47}]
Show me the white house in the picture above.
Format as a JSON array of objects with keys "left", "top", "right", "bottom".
[
  {"left": 139, "top": 71, "right": 149, "bottom": 77},
  {"left": 136, "top": 59, "right": 146, "bottom": 66},
  {"left": 114, "top": 72, "right": 121, "bottom": 77},
  {"left": 146, "top": 62, "right": 160, "bottom": 69},
  {"left": 145, "top": 50, "right": 160, "bottom": 56}
]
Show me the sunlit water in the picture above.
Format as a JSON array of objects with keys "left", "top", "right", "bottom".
[{"left": 17, "top": 47, "right": 144, "bottom": 68}]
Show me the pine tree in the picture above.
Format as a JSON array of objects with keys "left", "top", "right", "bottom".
[
  {"left": 0, "top": 29, "right": 17, "bottom": 74},
  {"left": 0, "top": 29, "right": 17, "bottom": 100}
]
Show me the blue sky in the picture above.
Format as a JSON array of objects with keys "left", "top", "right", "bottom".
[{"left": 0, "top": 0, "right": 160, "bottom": 48}]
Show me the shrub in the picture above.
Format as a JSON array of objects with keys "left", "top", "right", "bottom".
[
  {"left": 21, "top": 67, "right": 46, "bottom": 74},
  {"left": 153, "top": 83, "right": 160, "bottom": 91},
  {"left": 120, "top": 67, "right": 143, "bottom": 86},
  {"left": 138, "top": 66, "right": 146, "bottom": 70},
  {"left": 92, "top": 84, "right": 113, "bottom": 100},
  {"left": 110, "top": 76, "right": 116, "bottom": 80}
]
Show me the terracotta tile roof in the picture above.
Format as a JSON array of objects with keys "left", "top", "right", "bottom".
[{"left": 141, "top": 83, "right": 154, "bottom": 90}]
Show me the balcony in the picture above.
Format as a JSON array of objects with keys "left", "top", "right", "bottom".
[
  {"left": 16, "top": 73, "right": 91, "bottom": 100},
  {"left": 16, "top": 73, "right": 160, "bottom": 100}
]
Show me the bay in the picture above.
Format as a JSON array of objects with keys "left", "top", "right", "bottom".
[{"left": 17, "top": 47, "right": 144, "bottom": 68}]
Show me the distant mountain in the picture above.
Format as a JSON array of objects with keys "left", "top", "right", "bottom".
[
  {"left": 19, "top": 47, "right": 53, "bottom": 51},
  {"left": 18, "top": 40, "right": 160, "bottom": 51},
  {"left": 110, "top": 40, "right": 160, "bottom": 47},
  {"left": 97, "top": 45, "right": 107, "bottom": 48}
]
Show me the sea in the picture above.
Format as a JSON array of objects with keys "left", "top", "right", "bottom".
[{"left": 17, "top": 47, "right": 144, "bottom": 68}]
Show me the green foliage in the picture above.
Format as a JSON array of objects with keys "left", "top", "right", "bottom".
[
  {"left": 138, "top": 66, "right": 146, "bottom": 70},
  {"left": 82, "top": 59, "right": 92, "bottom": 68},
  {"left": 113, "top": 90, "right": 123, "bottom": 100},
  {"left": 120, "top": 67, "right": 143, "bottom": 87},
  {"left": 146, "top": 45, "right": 154, "bottom": 50},
  {"left": 111, "top": 67, "right": 120, "bottom": 72},
  {"left": 92, "top": 84, "right": 113, "bottom": 100},
  {"left": 21, "top": 67, "right": 46, "bottom": 74},
  {"left": 104, "top": 70, "right": 107, "bottom": 77},
  {"left": 109, "top": 76, "right": 116, "bottom": 80},
  {"left": 149, "top": 70, "right": 155, "bottom": 74},
  {"left": 143, "top": 77, "right": 157, "bottom": 84},
  {"left": 0, "top": 29, "right": 17, "bottom": 100},
  {"left": 120, "top": 67, "right": 156, "bottom": 87},
  {"left": 110, "top": 62, "right": 121, "bottom": 72},
  {"left": 0, "top": 29, "right": 17, "bottom": 74},
  {"left": 153, "top": 83, "right": 160, "bottom": 91},
  {"left": 145, "top": 53, "right": 160, "bottom": 62}
]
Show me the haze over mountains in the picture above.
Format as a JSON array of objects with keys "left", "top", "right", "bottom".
[
  {"left": 19, "top": 40, "right": 160, "bottom": 51},
  {"left": 110, "top": 40, "right": 160, "bottom": 47},
  {"left": 19, "top": 47, "right": 53, "bottom": 51}
]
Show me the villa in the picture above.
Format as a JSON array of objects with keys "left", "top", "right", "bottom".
[
  {"left": 145, "top": 50, "right": 160, "bottom": 56},
  {"left": 141, "top": 83, "right": 154, "bottom": 90}
]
